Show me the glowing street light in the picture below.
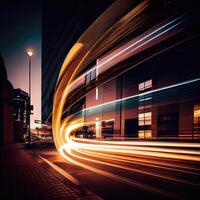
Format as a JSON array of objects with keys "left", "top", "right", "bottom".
[
  {"left": 27, "top": 51, "right": 33, "bottom": 57},
  {"left": 26, "top": 49, "right": 33, "bottom": 146}
]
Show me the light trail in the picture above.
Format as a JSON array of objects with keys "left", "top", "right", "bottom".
[
  {"left": 62, "top": 15, "right": 185, "bottom": 99},
  {"left": 68, "top": 145, "right": 199, "bottom": 186},
  {"left": 61, "top": 123, "right": 200, "bottom": 162},
  {"left": 59, "top": 144, "right": 182, "bottom": 199},
  {"left": 81, "top": 77, "right": 200, "bottom": 115},
  {"left": 56, "top": 122, "right": 200, "bottom": 192},
  {"left": 52, "top": 7, "right": 200, "bottom": 198},
  {"left": 73, "top": 148, "right": 200, "bottom": 175}
]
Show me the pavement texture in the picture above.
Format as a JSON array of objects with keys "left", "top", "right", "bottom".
[{"left": 0, "top": 144, "right": 100, "bottom": 200}]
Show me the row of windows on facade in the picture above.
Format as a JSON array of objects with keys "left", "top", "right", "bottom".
[
  {"left": 92, "top": 103, "right": 200, "bottom": 139},
  {"left": 85, "top": 68, "right": 153, "bottom": 93},
  {"left": 86, "top": 72, "right": 153, "bottom": 138},
  {"left": 85, "top": 71, "right": 154, "bottom": 138},
  {"left": 138, "top": 79, "right": 152, "bottom": 138}
]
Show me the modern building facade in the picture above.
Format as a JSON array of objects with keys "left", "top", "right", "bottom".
[
  {"left": 53, "top": 0, "right": 200, "bottom": 141},
  {"left": 84, "top": 38, "right": 200, "bottom": 140},
  {"left": 42, "top": 0, "right": 114, "bottom": 124}
]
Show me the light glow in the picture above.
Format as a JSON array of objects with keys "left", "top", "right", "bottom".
[
  {"left": 27, "top": 50, "right": 33, "bottom": 57},
  {"left": 52, "top": 13, "right": 200, "bottom": 196}
]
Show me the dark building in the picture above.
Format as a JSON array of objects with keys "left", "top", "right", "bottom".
[
  {"left": 42, "top": 0, "right": 115, "bottom": 124},
  {"left": 13, "top": 89, "right": 29, "bottom": 139},
  {"left": 54, "top": 0, "right": 200, "bottom": 140},
  {"left": 0, "top": 53, "right": 14, "bottom": 144}
]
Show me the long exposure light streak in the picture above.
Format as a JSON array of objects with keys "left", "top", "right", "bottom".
[
  {"left": 57, "top": 125, "right": 200, "bottom": 198},
  {"left": 52, "top": 4, "right": 200, "bottom": 197},
  {"left": 68, "top": 147, "right": 199, "bottom": 187},
  {"left": 63, "top": 16, "right": 185, "bottom": 98},
  {"left": 60, "top": 143, "right": 182, "bottom": 199},
  {"left": 82, "top": 77, "right": 200, "bottom": 114}
]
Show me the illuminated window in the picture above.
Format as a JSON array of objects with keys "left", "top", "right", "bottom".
[
  {"left": 139, "top": 79, "right": 152, "bottom": 91},
  {"left": 138, "top": 104, "right": 152, "bottom": 110},
  {"left": 138, "top": 112, "right": 152, "bottom": 139},
  {"left": 138, "top": 130, "right": 152, "bottom": 139},
  {"left": 194, "top": 104, "right": 200, "bottom": 134},
  {"left": 138, "top": 112, "right": 152, "bottom": 126}
]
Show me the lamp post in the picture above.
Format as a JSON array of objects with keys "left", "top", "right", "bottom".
[{"left": 27, "top": 50, "right": 33, "bottom": 146}]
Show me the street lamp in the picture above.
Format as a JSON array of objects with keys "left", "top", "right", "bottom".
[
  {"left": 27, "top": 50, "right": 33, "bottom": 146},
  {"left": 27, "top": 51, "right": 33, "bottom": 57}
]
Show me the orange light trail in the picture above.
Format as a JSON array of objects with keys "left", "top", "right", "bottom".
[
  {"left": 55, "top": 122, "right": 200, "bottom": 197},
  {"left": 52, "top": 5, "right": 200, "bottom": 197}
]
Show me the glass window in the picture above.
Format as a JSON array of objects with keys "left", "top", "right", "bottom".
[
  {"left": 138, "top": 112, "right": 152, "bottom": 126},
  {"left": 145, "top": 79, "right": 152, "bottom": 89},
  {"left": 91, "top": 68, "right": 96, "bottom": 81},
  {"left": 139, "top": 82, "right": 145, "bottom": 91},
  {"left": 138, "top": 104, "right": 152, "bottom": 110},
  {"left": 138, "top": 130, "right": 145, "bottom": 138},
  {"left": 85, "top": 73, "right": 90, "bottom": 84},
  {"left": 145, "top": 130, "right": 152, "bottom": 138},
  {"left": 194, "top": 104, "right": 200, "bottom": 134},
  {"left": 138, "top": 112, "right": 152, "bottom": 138},
  {"left": 85, "top": 68, "right": 96, "bottom": 84},
  {"left": 138, "top": 130, "right": 152, "bottom": 138},
  {"left": 138, "top": 79, "right": 152, "bottom": 91}
]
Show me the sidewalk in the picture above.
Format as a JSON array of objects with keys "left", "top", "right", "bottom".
[{"left": 0, "top": 144, "right": 99, "bottom": 200}]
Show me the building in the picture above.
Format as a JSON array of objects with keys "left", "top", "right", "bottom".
[
  {"left": 13, "top": 89, "right": 29, "bottom": 142},
  {"left": 13, "top": 89, "right": 29, "bottom": 130},
  {"left": 53, "top": 0, "right": 200, "bottom": 141},
  {"left": 0, "top": 53, "right": 14, "bottom": 144},
  {"left": 42, "top": 0, "right": 114, "bottom": 124},
  {"left": 33, "top": 125, "right": 52, "bottom": 139}
]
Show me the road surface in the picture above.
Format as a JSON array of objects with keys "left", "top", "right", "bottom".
[{"left": 33, "top": 142, "right": 200, "bottom": 200}]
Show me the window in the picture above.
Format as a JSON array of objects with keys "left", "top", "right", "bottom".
[
  {"left": 138, "top": 112, "right": 152, "bottom": 126},
  {"left": 138, "top": 80, "right": 152, "bottom": 138},
  {"left": 85, "top": 68, "right": 96, "bottom": 85},
  {"left": 138, "top": 79, "right": 152, "bottom": 91},
  {"left": 91, "top": 68, "right": 96, "bottom": 81},
  {"left": 138, "top": 130, "right": 152, "bottom": 139},
  {"left": 138, "top": 112, "right": 152, "bottom": 138},
  {"left": 102, "top": 120, "right": 114, "bottom": 138},
  {"left": 194, "top": 104, "right": 200, "bottom": 134},
  {"left": 138, "top": 104, "right": 152, "bottom": 110},
  {"left": 85, "top": 73, "right": 90, "bottom": 84}
]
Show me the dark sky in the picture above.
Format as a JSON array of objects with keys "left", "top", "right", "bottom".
[
  {"left": 0, "top": 0, "right": 115, "bottom": 126},
  {"left": 0, "top": 0, "right": 41, "bottom": 127}
]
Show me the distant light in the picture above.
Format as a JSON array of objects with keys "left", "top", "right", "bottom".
[
  {"left": 95, "top": 117, "right": 99, "bottom": 121},
  {"left": 27, "top": 51, "right": 33, "bottom": 57}
]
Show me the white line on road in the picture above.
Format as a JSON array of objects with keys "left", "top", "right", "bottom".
[
  {"left": 34, "top": 153, "right": 80, "bottom": 185},
  {"left": 33, "top": 152, "right": 103, "bottom": 200}
]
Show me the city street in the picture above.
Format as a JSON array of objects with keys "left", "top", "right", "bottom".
[
  {"left": 33, "top": 141, "right": 200, "bottom": 200},
  {"left": 1, "top": 1, "right": 200, "bottom": 199},
  {"left": 0, "top": 144, "right": 101, "bottom": 200}
]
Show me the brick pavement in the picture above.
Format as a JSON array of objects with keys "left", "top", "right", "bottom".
[{"left": 0, "top": 144, "right": 100, "bottom": 200}]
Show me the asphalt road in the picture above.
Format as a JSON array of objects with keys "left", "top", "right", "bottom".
[{"left": 33, "top": 145, "right": 200, "bottom": 200}]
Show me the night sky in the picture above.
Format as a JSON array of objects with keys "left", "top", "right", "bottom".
[
  {"left": 0, "top": 0, "right": 41, "bottom": 127},
  {"left": 0, "top": 0, "right": 114, "bottom": 127}
]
